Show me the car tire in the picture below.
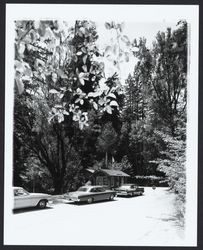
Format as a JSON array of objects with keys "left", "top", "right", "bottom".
[
  {"left": 37, "top": 199, "right": 47, "bottom": 209},
  {"left": 109, "top": 194, "right": 115, "bottom": 201},
  {"left": 87, "top": 197, "right": 93, "bottom": 204}
]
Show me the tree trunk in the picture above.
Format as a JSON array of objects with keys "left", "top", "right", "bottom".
[
  {"left": 53, "top": 175, "right": 64, "bottom": 194},
  {"left": 105, "top": 151, "right": 108, "bottom": 168}
]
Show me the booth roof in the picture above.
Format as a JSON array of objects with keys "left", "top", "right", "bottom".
[{"left": 99, "top": 169, "right": 130, "bottom": 177}]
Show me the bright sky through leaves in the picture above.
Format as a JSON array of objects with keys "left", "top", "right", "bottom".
[{"left": 96, "top": 21, "right": 177, "bottom": 84}]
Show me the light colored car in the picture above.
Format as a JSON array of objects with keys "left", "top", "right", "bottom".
[
  {"left": 115, "top": 184, "right": 144, "bottom": 197},
  {"left": 13, "top": 187, "right": 52, "bottom": 209},
  {"left": 67, "top": 185, "right": 117, "bottom": 204}
]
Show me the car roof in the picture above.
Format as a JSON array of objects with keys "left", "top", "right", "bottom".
[
  {"left": 79, "top": 185, "right": 105, "bottom": 189},
  {"left": 13, "top": 187, "right": 24, "bottom": 189},
  {"left": 121, "top": 184, "right": 135, "bottom": 185}
]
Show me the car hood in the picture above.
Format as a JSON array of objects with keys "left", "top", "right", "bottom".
[{"left": 29, "top": 193, "right": 51, "bottom": 197}]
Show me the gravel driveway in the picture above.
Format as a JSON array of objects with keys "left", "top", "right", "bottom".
[{"left": 5, "top": 187, "right": 185, "bottom": 246}]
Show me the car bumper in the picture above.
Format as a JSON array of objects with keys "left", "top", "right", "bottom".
[
  {"left": 47, "top": 200, "right": 54, "bottom": 205},
  {"left": 68, "top": 197, "right": 80, "bottom": 202},
  {"left": 116, "top": 191, "right": 129, "bottom": 196}
]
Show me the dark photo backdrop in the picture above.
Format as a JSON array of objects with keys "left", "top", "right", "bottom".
[{"left": 1, "top": 1, "right": 202, "bottom": 250}]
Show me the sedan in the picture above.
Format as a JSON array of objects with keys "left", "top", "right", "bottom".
[
  {"left": 13, "top": 187, "right": 53, "bottom": 210},
  {"left": 115, "top": 184, "right": 144, "bottom": 197},
  {"left": 67, "top": 185, "right": 117, "bottom": 204}
]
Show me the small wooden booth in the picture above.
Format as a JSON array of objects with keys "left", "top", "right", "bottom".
[{"left": 86, "top": 169, "right": 130, "bottom": 188}]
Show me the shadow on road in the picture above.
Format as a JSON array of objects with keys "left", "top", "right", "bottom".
[
  {"left": 13, "top": 206, "right": 53, "bottom": 214},
  {"left": 67, "top": 199, "right": 118, "bottom": 206},
  {"left": 146, "top": 214, "right": 184, "bottom": 228},
  {"left": 117, "top": 194, "right": 145, "bottom": 198}
]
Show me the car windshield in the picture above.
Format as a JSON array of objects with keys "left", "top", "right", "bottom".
[
  {"left": 14, "top": 188, "right": 29, "bottom": 196},
  {"left": 77, "top": 187, "right": 88, "bottom": 192}
]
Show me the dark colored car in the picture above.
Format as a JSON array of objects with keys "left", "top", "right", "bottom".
[
  {"left": 66, "top": 185, "right": 117, "bottom": 204},
  {"left": 115, "top": 184, "right": 144, "bottom": 197}
]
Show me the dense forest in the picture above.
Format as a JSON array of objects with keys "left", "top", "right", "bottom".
[{"left": 13, "top": 20, "right": 187, "bottom": 220}]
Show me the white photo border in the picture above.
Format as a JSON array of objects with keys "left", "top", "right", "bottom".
[{"left": 4, "top": 4, "right": 199, "bottom": 246}]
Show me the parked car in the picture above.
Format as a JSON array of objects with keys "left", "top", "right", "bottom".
[
  {"left": 66, "top": 185, "right": 117, "bottom": 204},
  {"left": 13, "top": 187, "right": 53, "bottom": 209},
  {"left": 115, "top": 184, "right": 144, "bottom": 197}
]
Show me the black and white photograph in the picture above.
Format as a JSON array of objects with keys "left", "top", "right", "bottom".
[{"left": 4, "top": 4, "right": 199, "bottom": 246}]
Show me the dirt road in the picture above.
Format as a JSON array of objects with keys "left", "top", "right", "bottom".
[{"left": 5, "top": 187, "right": 185, "bottom": 246}]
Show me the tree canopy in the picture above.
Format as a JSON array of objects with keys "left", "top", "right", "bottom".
[{"left": 13, "top": 20, "right": 187, "bottom": 222}]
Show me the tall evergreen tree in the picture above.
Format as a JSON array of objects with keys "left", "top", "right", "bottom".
[{"left": 151, "top": 21, "right": 187, "bottom": 136}]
